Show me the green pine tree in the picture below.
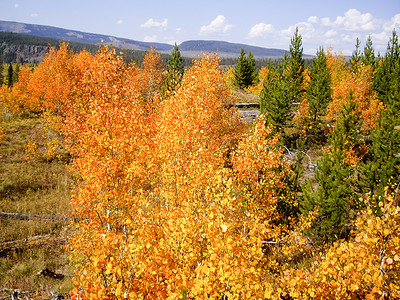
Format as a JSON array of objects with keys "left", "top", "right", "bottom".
[
  {"left": 277, "top": 137, "right": 306, "bottom": 225},
  {"left": 305, "top": 47, "right": 332, "bottom": 144},
  {"left": 260, "top": 27, "right": 305, "bottom": 142},
  {"left": 358, "top": 107, "right": 400, "bottom": 212},
  {"left": 349, "top": 38, "right": 361, "bottom": 72},
  {"left": 233, "top": 48, "right": 258, "bottom": 89},
  {"left": 233, "top": 48, "right": 247, "bottom": 89},
  {"left": 288, "top": 27, "right": 305, "bottom": 106},
  {"left": 359, "top": 30, "right": 400, "bottom": 209},
  {"left": 12, "top": 63, "right": 20, "bottom": 84},
  {"left": 373, "top": 30, "right": 400, "bottom": 113},
  {"left": 260, "top": 55, "right": 292, "bottom": 134},
  {"left": 165, "top": 43, "right": 184, "bottom": 93},
  {"left": 0, "top": 55, "right": 3, "bottom": 85},
  {"left": 361, "top": 35, "right": 376, "bottom": 68},
  {"left": 246, "top": 51, "right": 259, "bottom": 86},
  {"left": 302, "top": 94, "right": 362, "bottom": 242},
  {"left": 6, "top": 64, "right": 13, "bottom": 87}
]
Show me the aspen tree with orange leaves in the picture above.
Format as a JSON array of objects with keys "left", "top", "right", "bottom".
[
  {"left": 65, "top": 51, "right": 297, "bottom": 299},
  {"left": 5, "top": 64, "right": 33, "bottom": 116},
  {"left": 326, "top": 48, "right": 383, "bottom": 132}
]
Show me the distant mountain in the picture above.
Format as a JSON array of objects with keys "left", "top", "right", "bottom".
[
  {"left": 0, "top": 20, "right": 173, "bottom": 51},
  {"left": 0, "top": 31, "right": 108, "bottom": 63},
  {"left": 0, "top": 20, "right": 295, "bottom": 59},
  {"left": 179, "top": 40, "right": 287, "bottom": 58}
]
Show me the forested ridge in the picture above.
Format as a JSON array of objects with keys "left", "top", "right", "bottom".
[
  {"left": 0, "top": 31, "right": 306, "bottom": 67},
  {"left": 0, "top": 27, "right": 399, "bottom": 299}
]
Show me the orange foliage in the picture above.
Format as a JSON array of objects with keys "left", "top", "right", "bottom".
[
  {"left": 137, "top": 47, "right": 165, "bottom": 103},
  {"left": 66, "top": 52, "right": 293, "bottom": 299},
  {"left": 0, "top": 125, "right": 4, "bottom": 142},
  {"left": 245, "top": 66, "right": 269, "bottom": 95},
  {"left": 5, "top": 64, "right": 33, "bottom": 114},
  {"left": 0, "top": 85, "right": 11, "bottom": 116},
  {"left": 27, "top": 43, "right": 77, "bottom": 115},
  {"left": 326, "top": 49, "right": 383, "bottom": 132},
  {"left": 223, "top": 65, "right": 235, "bottom": 89},
  {"left": 1, "top": 43, "right": 93, "bottom": 118},
  {"left": 283, "top": 189, "right": 400, "bottom": 299}
]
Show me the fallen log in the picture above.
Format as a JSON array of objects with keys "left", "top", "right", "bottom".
[
  {"left": 0, "top": 288, "right": 70, "bottom": 300},
  {"left": 0, "top": 233, "right": 68, "bottom": 255},
  {"left": 230, "top": 102, "right": 260, "bottom": 109}
]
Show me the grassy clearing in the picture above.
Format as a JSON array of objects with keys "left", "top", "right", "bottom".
[
  {"left": 0, "top": 116, "right": 73, "bottom": 298},
  {"left": 230, "top": 88, "right": 260, "bottom": 104}
]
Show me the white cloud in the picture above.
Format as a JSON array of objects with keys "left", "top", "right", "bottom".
[
  {"left": 295, "top": 22, "right": 315, "bottom": 37},
  {"left": 383, "top": 13, "right": 400, "bottom": 31},
  {"left": 319, "top": 9, "right": 379, "bottom": 32},
  {"left": 342, "top": 34, "right": 354, "bottom": 43},
  {"left": 338, "top": 9, "right": 377, "bottom": 31},
  {"left": 324, "top": 38, "right": 335, "bottom": 46},
  {"left": 308, "top": 16, "right": 319, "bottom": 23},
  {"left": 199, "top": 15, "right": 233, "bottom": 35},
  {"left": 14, "top": 3, "right": 19, "bottom": 8},
  {"left": 116, "top": 20, "right": 123, "bottom": 25},
  {"left": 143, "top": 35, "right": 158, "bottom": 42},
  {"left": 175, "top": 27, "right": 182, "bottom": 34},
  {"left": 371, "top": 31, "right": 390, "bottom": 43},
  {"left": 242, "top": 10, "right": 399, "bottom": 55},
  {"left": 320, "top": 17, "right": 331, "bottom": 26},
  {"left": 325, "top": 29, "right": 337, "bottom": 38},
  {"left": 31, "top": 13, "right": 38, "bottom": 17},
  {"left": 248, "top": 23, "right": 274, "bottom": 38},
  {"left": 140, "top": 18, "right": 168, "bottom": 30},
  {"left": 281, "top": 22, "right": 315, "bottom": 41}
]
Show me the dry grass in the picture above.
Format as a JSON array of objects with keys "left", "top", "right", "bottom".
[
  {"left": 230, "top": 88, "right": 260, "bottom": 104},
  {"left": 0, "top": 116, "right": 73, "bottom": 298}
]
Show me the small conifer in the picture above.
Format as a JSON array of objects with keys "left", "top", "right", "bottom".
[{"left": 165, "top": 43, "right": 184, "bottom": 93}]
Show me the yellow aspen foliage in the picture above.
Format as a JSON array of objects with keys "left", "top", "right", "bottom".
[
  {"left": 137, "top": 46, "right": 165, "bottom": 103},
  {"left": 26, "top": 43, "right": 77, "bottom": 115},
  {"left": 66, "top": 51, "right": 292, "bottom": 299},
  {"left": 6, "top": 64, "right": 33, "bottom": 115},
  {"left": 245, "top": 66, "right": 269, "bottom": 95},
  {"left": 283, "top": 189, "right": 400, "bottom": 299},
  {"left": 326, "top": 49, "right": 383, "bottom": 132},
  {"left": 0, "top": 125, "right": 4, "bottom": 142},
  {"left": 223, "top": 65, "right": 235, "bottom": 89},
  {"left": 0, "top": 85, "right": 9, "bottom": 115}
]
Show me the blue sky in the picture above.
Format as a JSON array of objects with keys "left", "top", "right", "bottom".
[{"left": 1, "top": 0, "right": 399, "bottom": 55}]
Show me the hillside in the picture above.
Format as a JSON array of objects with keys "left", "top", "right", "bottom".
[
  {"left": 179, "top": 40, "right": 288, "bottom": 58},
  {"left": 0, "top": 31, "right": 163, "bottom": 64},
  {"left": 0, "top": 20, "right": 293, "bottom": 59},
  {"left": 0, "top": 31, "right": 103, "bottom": 63},
  {"left": 0, "top": 20, "right": 173, "bottom": 51}
]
